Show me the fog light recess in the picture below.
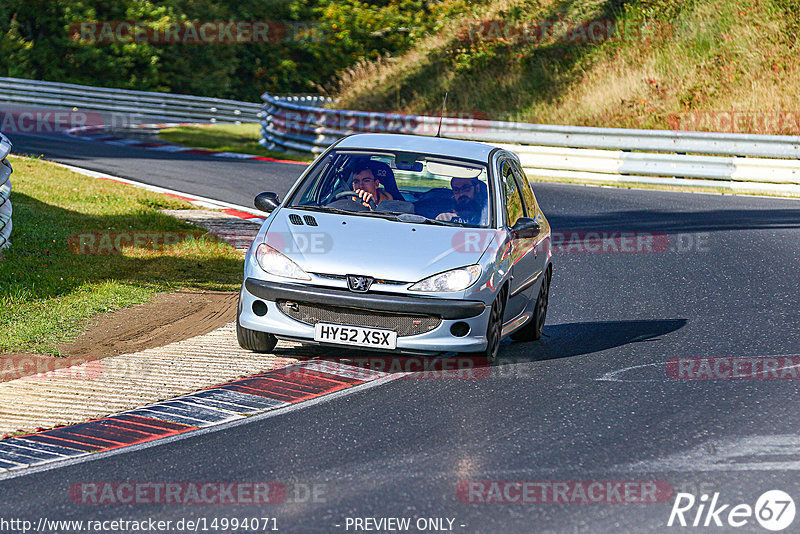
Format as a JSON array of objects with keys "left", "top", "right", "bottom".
[
  {"left": 450, "top": 322, "right": 470, "bottom": 337},
  {"left": 252, "top": 300, "right": 268, "bottom": 316}
]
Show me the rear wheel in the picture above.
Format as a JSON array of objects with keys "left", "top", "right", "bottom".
[
  {"left": 236, "top": 298, "right": 278, "bottom": 353},
  {"left": 510, "top": 265, "right": 551, "bottom": 342}
]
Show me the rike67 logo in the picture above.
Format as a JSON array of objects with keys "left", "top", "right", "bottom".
[{"left": 668, "top": 490, "right": 795, "bottom": 531}]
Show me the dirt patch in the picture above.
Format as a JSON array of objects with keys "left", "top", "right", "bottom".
[{"left": 1, "top": 290, "right": 237, "bottom": 383}]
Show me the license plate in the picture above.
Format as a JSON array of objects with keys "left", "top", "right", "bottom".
[{"left": 313, "top": 323, "right": 397, "bottom": 349}]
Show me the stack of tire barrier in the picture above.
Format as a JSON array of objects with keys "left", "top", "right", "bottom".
[
  {"left": 0, "top": 132, "right": 11, "bottom": 251},
  {"left": 259, "top": 93, "right": 800, "bottom": 196}
]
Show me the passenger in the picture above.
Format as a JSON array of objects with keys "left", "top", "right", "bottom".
[
  {"left": 350, "top": 162, "right": 396, "bottom": 209},
  {"left": 436, "top": 177, "right": 487, "bottom": 225}
]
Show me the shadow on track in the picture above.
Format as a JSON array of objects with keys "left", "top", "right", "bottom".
[
  {"left": 501, "top": 318, "right": 687, "bottom": 363},
  {"left": 271, "top": 319, "right": 687, "bottom": 375}
]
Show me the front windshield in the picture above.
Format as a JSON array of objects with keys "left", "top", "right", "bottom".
[{"left": 287, "top": 150, "right": 492, "bottom": 228}]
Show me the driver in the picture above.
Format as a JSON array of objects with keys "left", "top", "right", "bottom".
[
  {"left": 436, "top": 177, "right": 487, "bottom": 225},
  {"left": 350, "top": 162, "right": 395, "bottom": 209}
]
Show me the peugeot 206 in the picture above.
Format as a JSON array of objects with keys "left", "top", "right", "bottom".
[{"left": 237, "top": 133, "right": 552, "bottom": 363}]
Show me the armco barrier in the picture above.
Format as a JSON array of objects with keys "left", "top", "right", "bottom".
[
  {"left": 259, "top": 93, "right": 800, "bottom": 190},
  {"left": 499, "top": 144, "right": 800, "bottom": 185},
  {"left": 0, "top": 132, "right": 12, "bottom": 251},
  {"left": 0, "top": 77, "right": 262, "bottom": 123}
]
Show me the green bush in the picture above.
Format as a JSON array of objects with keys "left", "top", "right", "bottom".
[{"left": 0, "top": 0, "right": 471, "bottom": 100}]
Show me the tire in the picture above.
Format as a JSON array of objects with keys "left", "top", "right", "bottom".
[
  {"left": 236, "top": 298, "right": 278, "bottom": 353},
  {"left": 480, "top": 286, "right": 508, "bottom": 364},
  {"left": 510, "top": 265, "right": 551, "bottom": 342}
]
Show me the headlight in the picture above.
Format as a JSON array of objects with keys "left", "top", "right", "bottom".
[
  {"left": 409, "top": 265, "right": 481, "bottom": 292},
  {"left": 255, "top": 243, "right": 311, "bottom": 280}
]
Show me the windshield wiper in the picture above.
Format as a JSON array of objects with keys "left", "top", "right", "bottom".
[
  {"left": 415, "top": 217, "right": 462, "bottom": 227},
  {"left": 378, "top": 212, "right": 465, "bottom": 226},
  {"left": 355, "top": 211, "right": 409, "bottom": 221},
  {"left": 294, "top": 205, "right": 357, "bottom": 216},
  {"left": 294, "top": 206, "right": 467, "bottom": 226}
]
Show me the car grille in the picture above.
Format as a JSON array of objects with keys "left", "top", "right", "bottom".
[
  {"left": 311, "top": 273, "right": 409, "bottom": 286},
  {"left": 277, "top": 300, "right": 441, "bottom": 336}
]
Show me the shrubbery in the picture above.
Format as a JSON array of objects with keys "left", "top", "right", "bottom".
[{"left": 0, "top": 0, "right": 462, "bottom": 100}]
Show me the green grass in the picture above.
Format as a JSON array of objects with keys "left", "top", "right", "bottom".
[
  {"left": 158, "top": 123, "right": 314, "bottom": 162},
  {"left": 334, "top": 0, "right": 800, "bottom": 134},
  {"left": 0, "top": 156, "right": 245, "bottom": 355}
]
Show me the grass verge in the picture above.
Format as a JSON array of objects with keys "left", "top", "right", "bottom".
[
  {"left": 158, "top": 123, "right": 313, "bottom": 162},
  {"left": 0, "top": 156, "right": 244, "bottom": 355},
  {"left": 334, "top": 0, "right": 800, "bottom": 134}
]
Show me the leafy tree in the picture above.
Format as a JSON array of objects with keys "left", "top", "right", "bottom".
[{"left": 0, "top": 0, "right": 454, "bottom": 100}]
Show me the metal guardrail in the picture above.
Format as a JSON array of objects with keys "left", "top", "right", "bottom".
[
  {"left": 259, "top": 93, "right": 800, "bottom": 188},
  {"left": 0, "top": 133, "right": 12, "bottom": 252},
  {"left": 0, "top": 77, "right": 262, "bottom": 123},
  {"left": 502, "top": 144, "right": 800, "bottom": 184}
]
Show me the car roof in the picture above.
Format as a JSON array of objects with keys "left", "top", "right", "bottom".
[{"left": 335, "top": 133, "right": 499, "bottom": 162}]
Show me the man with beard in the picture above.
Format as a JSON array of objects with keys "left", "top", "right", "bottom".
[{"left": 436, "top": 177, "right": 488, "bottom": 226}]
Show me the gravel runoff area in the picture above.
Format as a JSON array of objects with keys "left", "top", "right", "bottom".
[
  {"left": 0, "top": 209, "right": 284, "bottom": 435},
  {"left": 0, "top": 323, "right": 304, "bottom": 435}
]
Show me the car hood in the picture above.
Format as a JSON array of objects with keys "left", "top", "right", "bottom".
[{"left": 264, "top": 209, "right": 500, "bottom": 282}]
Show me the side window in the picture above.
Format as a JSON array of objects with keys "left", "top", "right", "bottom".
[
  {"left": 501, "top": 160, "right": 524, "bottom": 227},
  {"left": 510, "top": 161, "right": 536, "bottom": 218}
]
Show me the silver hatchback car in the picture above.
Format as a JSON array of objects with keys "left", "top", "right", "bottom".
[{"left": 237, "top": 133, "right": 552, "bottom": 362}]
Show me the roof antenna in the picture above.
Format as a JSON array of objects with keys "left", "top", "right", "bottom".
[{"left": 436, "top": 91, "right": 449, "bottom": 137}]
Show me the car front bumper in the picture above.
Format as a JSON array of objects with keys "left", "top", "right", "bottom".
[{"left": 239, "top": 278, "right": 491, "bottom": 353}]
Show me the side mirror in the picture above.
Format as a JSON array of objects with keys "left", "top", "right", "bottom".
[
  {"left": 254, "top": 192, "right": 281, "bottom": 213},
  {"left": 511, "top": 217, "right": 540, "bottom": 238}
]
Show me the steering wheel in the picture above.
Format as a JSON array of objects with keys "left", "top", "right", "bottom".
[{"left": 334, "top": 190, "right": 377, "bottom": 211}]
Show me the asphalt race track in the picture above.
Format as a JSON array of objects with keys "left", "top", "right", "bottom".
[
  {"left": 9, "top": 130, "right": 304, "bottom": 206},
  {"left": 3, "top": 128, "right": 800, "bottom": 533}
]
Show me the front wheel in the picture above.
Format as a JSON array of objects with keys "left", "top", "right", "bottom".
[
  {"left": 475, "top": 286, "right": 507, "bottom": 364},
  {"left": 236, "top": 300, "right": 278, "bottom": 353},
  {"left": 510, "top": 265, "right": 551, "bottom": 342}
]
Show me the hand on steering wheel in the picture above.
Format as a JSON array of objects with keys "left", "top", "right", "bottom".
[{"left": 334, "top": 190, "right": 377, "bottom": 211}]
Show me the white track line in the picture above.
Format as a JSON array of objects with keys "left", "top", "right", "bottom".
[{"left": 50, "top": 160, "right": 266, "bottom": 217}]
